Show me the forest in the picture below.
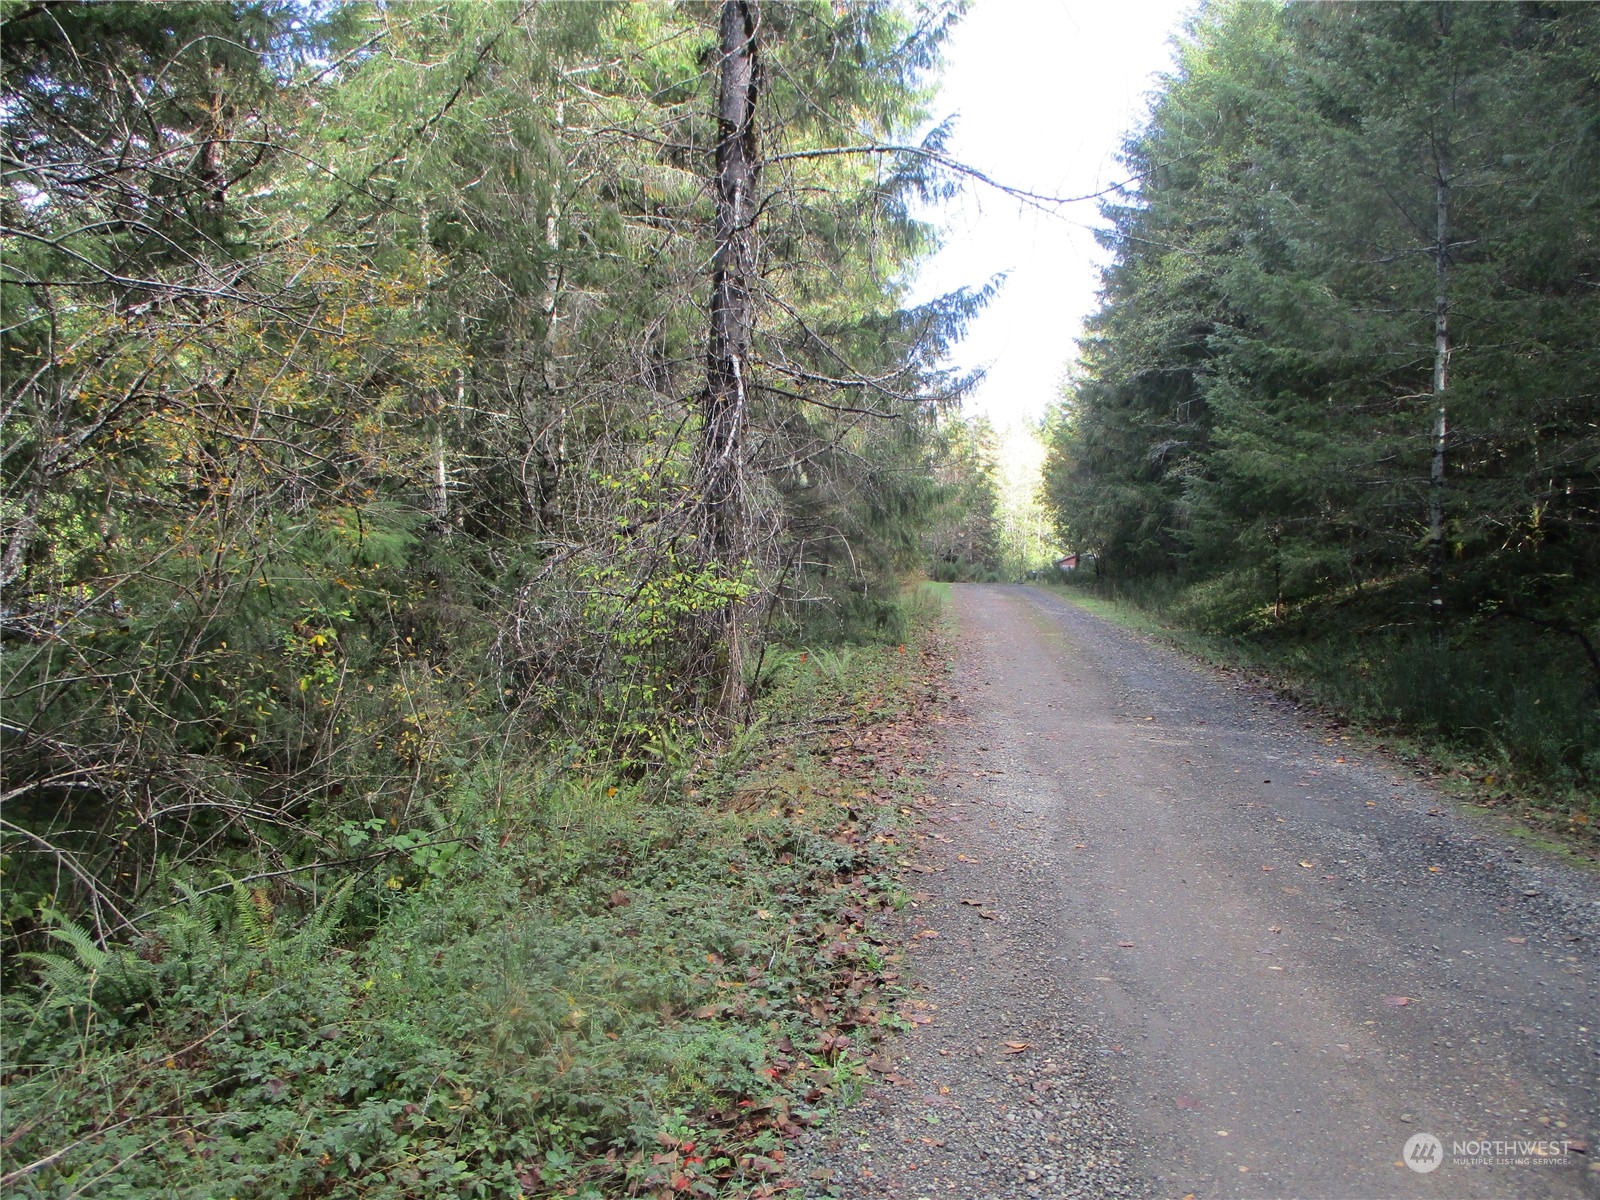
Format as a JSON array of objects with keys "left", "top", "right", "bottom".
[
  {"left": 11, "top": 0, "right": 1596, "bottom": 1194},
  {"left": 0, "top": 1, "right": 1002, "bottom": 1194},
  {"left": 1044, "top": 0, "right": 1600, "bottom": 814}
]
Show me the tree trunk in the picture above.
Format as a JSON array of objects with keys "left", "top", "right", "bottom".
[
  {"left": 695, "top": 0, "right": 761, "bottom": 717},
  {"left": 1427, "top": 131, "right": 1451, "bottom": 632},
  {"left": 197, "top": 68, "right": 228, "bottom": 241}
]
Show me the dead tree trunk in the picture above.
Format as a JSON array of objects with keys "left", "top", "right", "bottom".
[
  {"left": 694, "top": 0, "right": 761, "bottom": 717},
  {"left": 1427, "top": 130, "right": 1451, "bottom": 633}
]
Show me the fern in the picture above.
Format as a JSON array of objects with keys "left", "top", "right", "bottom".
[
  {"left": 283, "top": 876, "right": 355, "bottom": 968},
  {"left": 23, "top": 950, "right": 96, "bottom": 1011},
  {"left": 164, "top": 882, "right": 222, "bottom": 979},
  {"left": 44, "top": 915, "right": 107, "bottom": 970},
  {"left": 719, "top": 715, "right": 768, "bottom": 776},
  {"left": 230, "top": 878, "right": 274, "bottom": 952},
  {"left": 20, "top": 914, "right": 153, "bottom": 1013}
]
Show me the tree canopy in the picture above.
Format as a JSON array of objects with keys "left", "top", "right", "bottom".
[
  {"left": 1, "top": 0, "right": 985, "bottom": 934},
  {"left": 1043, "top": 0, "right": 1600, "bottom": 786}
]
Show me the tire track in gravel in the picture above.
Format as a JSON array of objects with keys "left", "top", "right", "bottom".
[{"left": 797, "top": 584, "right": 1600, "bottom": 1200}]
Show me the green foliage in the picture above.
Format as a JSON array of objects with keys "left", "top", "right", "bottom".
[
  {"left": 924, "top": 416, "right": 1003, "bottom": 579},
  {"left": 2, "top": 3, "right": 970, "bottom": 1192},
  {"left": 1058, "top": 569, "right": 1600, "bottom": 827},
  {"left": 1042, "top": 0, "right": 1600, "bottom": 795},
  {"left": 1, "top": 623, "right": 940, "bottom": 1198},
  {"left": 1, "top": 0, "right": 969, "bottom": 941}
]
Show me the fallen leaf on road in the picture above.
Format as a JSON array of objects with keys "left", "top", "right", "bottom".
[
  {"left": 1073, "top": 843, "right": 1087, "bottom": 849},
  {"left": 1427, "top": 865, "right": 1442, "bottom": 873},
  {"left": 1216, "top": 1130, "right": 1230, "bottom": 1137},
  {"left": 1505, "top": 936, "right": 1526, "bottom": 944},
  {"left": 1117, "top": 941, "right": 1135, "bottom": 948},
  {"left": 915, "top": 930, "right": 939, "bottom": 939},
  {"left": 1299, "top": 860, "right": 1314, "bottom": 869},
  {"left": 1281, "top": 886, "right": 1301, "bottom": 894},
  {"left": 1384, "top": 995, "right": 1413, "bottom": 1007},
  {"left": 1261, "top": 865, "right": 1275, "bottom": 872},
  {"left": 1002, "top": 1041, "right": 1030, "bottom": 1053},
  {"left": 960, "top": 898, "right": 986, "bottom": 906},
  {"left": 1267, "top": 965, "right": 1285, "bottom": 971},
  {"left": 1268, "top": 925, "right": 1282, "bottom": 933},
  {"left": 978, "top": 910, "right": 1001, "bottom": 920},
  {"left": 1175, "top": 1095, "right": 1202, "bottom": 1110}
]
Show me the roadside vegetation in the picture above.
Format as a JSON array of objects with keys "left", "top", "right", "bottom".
[
  {"left": 1041, "top": 2, "right": 1600, "bottom": 839},
  {"left": 0, "top": 1, "right": 990, "bottom": 1193},
  {"left": 1, "top": 593, "right": 950, "bottom": 1197},
  {"left": 1046, "top": 572, "right": 1598, "bottom": 854}
]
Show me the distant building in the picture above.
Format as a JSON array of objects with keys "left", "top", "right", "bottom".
[{"left": 1055, "top": 552, "right": 1096, "bottom": 573}]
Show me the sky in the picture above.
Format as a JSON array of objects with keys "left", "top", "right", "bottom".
[{"left": 909, "top": 0, "right": 1198, "bottom": 474}]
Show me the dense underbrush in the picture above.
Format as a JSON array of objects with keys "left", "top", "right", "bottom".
[
  {"left": 1047, "top": 572, "right": 1599, "bottom": 845},
  {"left": 0, "top": 590, "right": 950, "bottom": 1199}
]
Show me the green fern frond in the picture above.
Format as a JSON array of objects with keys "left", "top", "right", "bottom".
[
  {"left": 229, "top": 878, "right": 274, "bottom": 951},
  {"left": 22, "top": 950, "right": 95, "bottom": 1009},
  {"left": 44, "top": 915, "right": 108, "bottom": 973},
  {"left": 287, "top": 875, "right": 356, "bottom": 967}
]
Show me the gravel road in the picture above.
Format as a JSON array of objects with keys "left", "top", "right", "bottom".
[{"left": 798, "top": 584, "right": 1600, "bottom": 1200}]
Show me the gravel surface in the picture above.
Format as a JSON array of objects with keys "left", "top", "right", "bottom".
[{"left": 796, "top": 584, "right": 1600, "bottom": 1200}]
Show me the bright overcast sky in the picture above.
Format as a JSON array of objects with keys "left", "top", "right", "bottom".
[{"left": 910, "top": 0, "right": 1198, "bottom": 443}]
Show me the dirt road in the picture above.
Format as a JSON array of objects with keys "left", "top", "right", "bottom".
[{"left": 801, "top": 584, "right": 1600, "bottom": 1200}]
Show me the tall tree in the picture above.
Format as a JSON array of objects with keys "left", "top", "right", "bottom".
[
  {"left": 1045, "top": 0, "right": 1600, "bottom": 636},
  {"left": 695, "top": 0, "right": 763, "bottom": 714}
]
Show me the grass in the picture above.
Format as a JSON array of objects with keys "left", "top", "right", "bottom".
[
  {"left": 0, "top": 597, "right": 951, "bottom": 1199},
  {"left": 1038, "top": 574, "right": 1600, "bottom": 859}
]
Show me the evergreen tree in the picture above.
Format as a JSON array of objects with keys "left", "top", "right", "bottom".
[
  {"left": 1045, "top": 0, "right": 1600, "bottom": 632},
  {"left": 1042, "top": 0, "right": 1600, "bottom": 787},
  {"left": 1, "top": 0, "right": 975, "bottom": 932}
]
